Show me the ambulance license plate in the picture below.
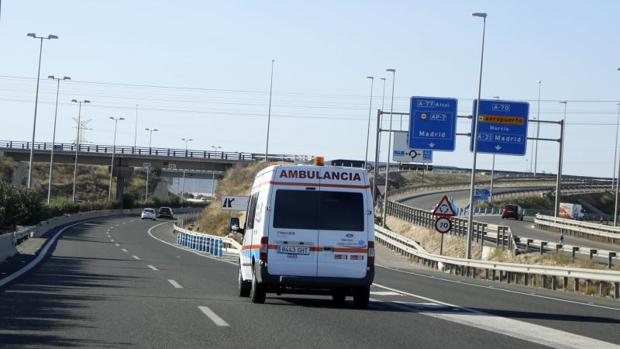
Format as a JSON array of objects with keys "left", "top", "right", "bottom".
[{"left": 277, "top": 246, "right": 310, "bottom": 255}]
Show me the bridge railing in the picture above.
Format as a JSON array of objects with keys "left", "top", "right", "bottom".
[
  {"left": 535, "top": 214, "right": 620, "bottom": 244},
  {"left": 0, "top": 140, "right": 311, "bottom": 163}
]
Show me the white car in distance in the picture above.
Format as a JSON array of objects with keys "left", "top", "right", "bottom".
[{"left": 141, "top": 208, "right": 157, "bottom": 220}]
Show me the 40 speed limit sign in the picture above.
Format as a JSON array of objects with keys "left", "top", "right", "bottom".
[{"left": 434, "top": 216, "right": 452, "bottom": 234}]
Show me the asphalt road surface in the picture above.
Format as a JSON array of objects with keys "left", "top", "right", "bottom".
[
  {"left": 1, "top": 216, "right": 619, "bottom": 348},
  {"left": 401, "top": 188, "right": 620, "bottom": 253}
]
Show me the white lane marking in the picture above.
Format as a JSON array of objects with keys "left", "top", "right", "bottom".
[
  {"left": 114, "top": 243, "right": 120, "bottom": 247},
  {"left": 0, "top": 221, "right": 85, "bottom": 288},
  {"left": 146, "top": 223, "right": 237, "bottom": 266},
  {"left": 147, "top": 265, "right": 158, "bottom": 271},
  {"left": 198, "top": 306, "right": 230, "bottom": 327},
  {"left": 376, "top": 264, "right": 620, "bottom": 312},
  {"left": 132, "top": 255, "right": 140, "bottom": 260},
  {"left": 373, "top": 283, "right": 620, "bottom": 349},
  {"left": 110, "top": 239, "right": 115, "bottom": 242},
  {"left": 121, "top": 248, "right": 128, "bottom": 253},
  {"left": 370, "top": 291, "right": 402, "bottom": 296},
  {"left": 168, "top": 279, "right": 183, "bottom": 289}
]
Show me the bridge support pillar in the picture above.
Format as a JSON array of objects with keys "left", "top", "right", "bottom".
[
  {"left": 574, "top": 278, "right": 580, "bottom": 292},
  {"left": 614, "top": 282, "right": 620, "bottom": 299}
]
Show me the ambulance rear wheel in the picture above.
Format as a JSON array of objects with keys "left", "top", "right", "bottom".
[
  {"left": 238, "top": 266, "right": 251, "bottom": 297},
  {"left": 250, "top": 268, "right": 266, "bottom": 304},
  {"left": 353, "top": 286, "right": 370, "bottom": 309}
]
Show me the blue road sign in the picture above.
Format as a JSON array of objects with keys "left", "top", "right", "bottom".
[
  {"left": 470, "top": 100, "right": 530, "bottom": 155},
  {"left": 474, "top": 188, "right": 490, "bottom": 201},
  {"left": 409, "top": 97, "right": 458, "bottom": 151}
]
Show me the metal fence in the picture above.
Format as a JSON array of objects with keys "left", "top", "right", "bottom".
[{"left": 0, "top": 140, "right": 311, "bottom": 163}]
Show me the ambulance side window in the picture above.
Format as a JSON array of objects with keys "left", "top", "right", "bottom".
[{"left": 245, "top": 193, "right": 259, "bottom": 230}]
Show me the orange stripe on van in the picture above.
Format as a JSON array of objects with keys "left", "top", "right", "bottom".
[
  {"left": 269, "top": 181, "right": 369, "bottom": 189},
  {"left": 331, "top": 247, "right": 368, "bottom": 253},
  {"left": 241, "top": 245, "right": 261, "bottom": 250}
]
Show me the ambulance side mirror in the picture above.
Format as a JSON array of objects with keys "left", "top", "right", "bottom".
[{"left": 229, "top": 217, "right": 244, "bottom": 234}]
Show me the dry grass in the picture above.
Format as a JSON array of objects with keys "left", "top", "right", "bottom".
[
  {"left": 386, "top": 215, "right": 619, "bottom": 271},
  {"left": 385, "top": 216, "right": 483, "bottom": 259},
  {"left": 195, "top": 162, "right": 274, "bottom": 236}
]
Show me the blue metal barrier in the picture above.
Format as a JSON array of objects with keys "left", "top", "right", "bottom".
[{"left": 175, "top": 229, "right": 225, "bottom": 258}]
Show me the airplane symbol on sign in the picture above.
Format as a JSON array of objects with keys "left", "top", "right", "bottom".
[{"left": 223, "top": 198, "right": 235, "bottom": 208}]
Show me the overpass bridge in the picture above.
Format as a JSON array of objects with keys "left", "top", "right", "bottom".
[{"left": 0, "top": 140, "right": 310, "bottom": 172}]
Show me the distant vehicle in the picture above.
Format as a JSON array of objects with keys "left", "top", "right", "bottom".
[
  {"left": 559, "top": 203, "right": 584, "bottom": 220},
  {"left": 234, "top": 161, "right": 374, "bottom": 308},
  {"left": 141, "top": 208, "right": 157, "bottom": 220},
  {"left": 502, "top": 204, "right": 524, "bottom": 221},
  {"left": 157, "top": 207, "right": 175, "bottom": 219}
]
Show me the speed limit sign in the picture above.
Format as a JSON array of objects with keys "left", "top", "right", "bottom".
[{"left": 434, "top": 216, "right": 452, "bottom": 234}]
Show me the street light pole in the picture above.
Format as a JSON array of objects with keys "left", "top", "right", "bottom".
[
  {"left": 145, "top": 128, "right": 158, "bottom": 148},
  {"left": 26, "top": 33, "right": 58, "bottom": 189},
  {"left": 108, "top": 117, "right": 125, "bottom": 201},
  {"left": 180, "top": 138, "right": 193, "bottom": 200},
  {"left": 364, "top": 76, "right": 375, "bottom": 168},
  {"left": 264, "top": 59, "right": 275, "bottom": 162},
  {"left": 211, "top": 145, "right": 222, "bottom": 200},
  {"left": 134, "top": 104, "right": 139, "bottom": 149},
  {"left": 71, "top": 99, "right": 90, "bottom": 202},
  {"left": 381, "top": 69, "right": 396, "bottom": 227},
  {"left": 612, "top": 101, "right": 620, "bottom": 192},
  {"left": 466, "top": 12, "right": 487, "bottom": 259},
  {"left": 533, "top": 80, "right": 542, "bottom": 175},
  {"left": 46, "top": 75, "right": 70, "bottom": 204},
  {"left": 555, "top": 101, "right": 567, "bottom": 218}
]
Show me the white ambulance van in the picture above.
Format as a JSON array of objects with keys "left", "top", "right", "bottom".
[{"left": 234, "top": 162, "right": 375, "bottom": 308}]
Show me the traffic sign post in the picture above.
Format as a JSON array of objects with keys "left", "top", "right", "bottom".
[
  {"left": 474, "top": 188, "right": 490, "bottom": 201},
  {"left": 432, "top": 195, "right": 457, "bottom": 217},
  {"left": 432, "top": 195, "right": 456, "bottom": 256},
  {"left": 470, "top": 99, "right": 530, "bottom": 155},
  {"left": 392, "top": 132, "right": 432, "bottom": 163},
  {"left": 434, "top": 216, "right": 452, "bottom": 255},
  {"left": 409, "top": 97, "right": 458, "bottom": 151}
]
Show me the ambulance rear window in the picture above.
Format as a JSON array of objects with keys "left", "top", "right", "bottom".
[{"left": 273, "top": 190, "right": 364, "bottom": 231}]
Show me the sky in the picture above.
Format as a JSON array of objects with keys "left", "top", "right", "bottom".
[{"left": 0, "top": 0, "right": 619, "bottom": 178}]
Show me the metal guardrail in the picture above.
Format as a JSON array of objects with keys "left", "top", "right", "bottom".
[
  {"left": 535, "top": 214, "right": 620, "bottom": 244},
  {"left": 374, "top": 225, "right": 620, "bottom": 299},
  {"left": 173, "top": 224, "right": 241, "bottom": 254},
  {"left": 386, "top": 200, "right": 618, "bottom": 266},
  {"left": 0, "top": 140, "right": 311, "bottom": 163}
]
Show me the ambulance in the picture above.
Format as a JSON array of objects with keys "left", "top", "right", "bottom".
[{"left": 234, "top": 159, "right": 375, "bottom": 308}]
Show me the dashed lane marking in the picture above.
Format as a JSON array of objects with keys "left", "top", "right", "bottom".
[
  {"left": 198, "top": 306, "right": 230, "bottom": 327},
  {"left": 168, "top": 279, "right": 183, "bottom": 289}
]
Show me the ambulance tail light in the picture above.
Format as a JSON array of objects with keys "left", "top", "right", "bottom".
[
  {"left": 259, "top": 237, "right": 269, "bottom": 262},
  {"left": 367, "top": 241, "right": 375, "bottom": 267}
]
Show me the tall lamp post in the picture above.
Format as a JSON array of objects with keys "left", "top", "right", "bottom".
[
  {"left": 364, "top": 76, "right": 375, "bottom": 168},
  {"left": 26, "top": 33, "right": 58, "bottom": 188},
  {"left": 614, "top": 67, "right": 620, "bottom": 224},
  {"left": 46, "top": 75, "right": 70, "bottom": 204},
  {"left": 533, "top": 80, "right": 542, "bottom": 175},
  {"left": 145, "top": 127, "right": 158, "bottom": 149},
  {"left": 180, "top": 138, "right": 194, "bottom": 199},
  {"left": 381, "top": 68, "right": 396, "bottom": 227},
  {"left": 264, "top": 59, "right": 275, "bottom": 162},
  {"left": 211, "top": 145, "right": 222, "bottom": 200},
  {"left": 555, "top": 101, "right": 567, "bottom": 218},
  {"left": 466, "top": 12, "right": 487, "bottom": 260},
  {"left": 71, "top": 99, "right": 90, "bottom": 202},
  {"left": 612, "top": 100, "right": 620, "bottom": 192},
  {"left": 108, "top": 117, "right": 125, "bottom": 201}
]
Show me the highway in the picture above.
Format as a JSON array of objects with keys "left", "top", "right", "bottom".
[
  {"left": 400, "top": 188, "right": 620, "bottom": 253},
  {"left": 1, "top": 215, "right": 620, "bottom": 348}
]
